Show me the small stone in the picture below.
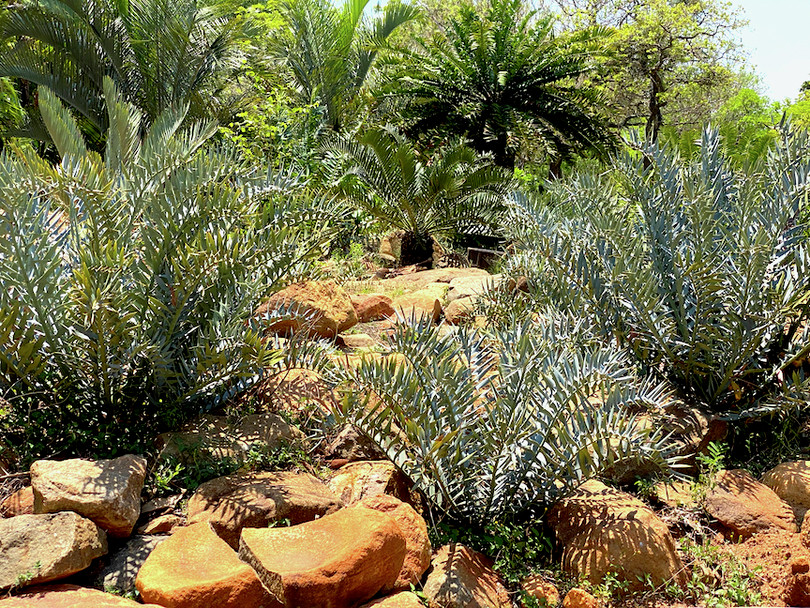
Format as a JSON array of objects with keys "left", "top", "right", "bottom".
[
  {"left": 137, "top": 514, "right": 182, "bottom": 535},
  {"left": 256, "top": 280, "right": 358, "bottom": 339},
  {"left": 563, "top": 588, "right": 599, "bottom": 608},
  {"left": 98, "top": 535, "right": 166, "bottom": 595},
  {"left": 358, "top": 592, "right": 424, "bottom": 607},
  {"left": 0, "top": 584, "right": 163, "bottom": 607},
  {"left": 0, "top": 512, "right": 107, "bottom": 590},
  {"left": 521, "top": 574, "right": 560, "bottom": 607},
  {"left": 351, "top": 294, "right": 396, "bottom": 323},
  {"left": 328, "top": 461, "right": 412, "bottom": 506},
  {"left": 704, "top": 469, "right": 796, "bottom": 538},
  {"left": 239, "top": 507, "right": 406, "bottom": 608},
  {"left": 0, "top": 486, "right": 34, "bottom": 518},
  {"left": 135, "top": 522, "right": 271, "bottom": 608},
  {"left": 356, "top": 495, "right": 431, "bottom": 591},
  {"left": 187, "top": 471, "right": 342, "bottom": 548},
  {"left": 31, "top": 455, "right": 146, "bottom": 538},
  {"left": 422, "top": 544, "right": 511, "bottom": 608},
  {"left": 140, "top": 494, "right": 182, "bottom": 515}
]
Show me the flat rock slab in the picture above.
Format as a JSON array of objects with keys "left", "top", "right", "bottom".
[
  {"left": 239, "top": 507, "right": 406, "bottom": 608},
  {"left": 356, "top": 495, "right": 431, "bottom": 591},
  {"left": 328, "top": 461, "right": 412, "bottom": 506},
  {"left": 705, "top": 469, "right": 797, "bottom": 537},
  {"left": 136, "top": 522, "right": 272, "bottom": 608},
  {"left": 358, "top": 592, "right": 424, "bottom": 608},
  {"left": 97, "top": 535, "right": 166, "bottom": 595},
  {"left": 422, "top": 544, "right": 511, "bottom": 608},
  {"left": 0, "top": 584, "right": 163, "bottom": 607},
  {"left": 187, "top": 471, "right": 342, "bottom": 548},
  {"left": 0, "top": 512, "right": 107, "bottom": 590},
  {"left": 762, "top": 461, "right": 810, "bottom": 521},
  {"left": 547, "top": 480, "right": 686, "bottom": 588},
  {"left": 378, "top": 268, "right": 489, "bottom": 290},
  {"left": 31, "top": 455, "right": 146, "bottom": 538}
]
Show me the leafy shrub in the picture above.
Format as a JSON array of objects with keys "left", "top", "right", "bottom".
[
  {"left": 331, "top": 316, "right": 673, "bottom": 523},
  {"left": 0, "top": 79, "right": 328, "bottom": 460},
  {"left": 503, "top": 127, "right": 810, "bottom": 418}
]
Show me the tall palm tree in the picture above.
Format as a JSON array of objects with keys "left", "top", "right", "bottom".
[
  {"left": 274, "top": 0, "right": 417, "bottom": 133},
  {"left": 325, "top": 127, "right": 511, "bottom": 266},
  {"left": 393, "top": 0, "right": 617, "bottom": 173},
  {"left": 0, "top": 0, "right": 246, "bottom": 142}
]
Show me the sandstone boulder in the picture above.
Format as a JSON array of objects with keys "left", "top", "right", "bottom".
[
  {"left": 31, "top": 455, "right": 146, "bottom": 538},
  {"left": 137, "top": 514, "right": 182, "bottom": 535},
  {"left": 380, "top": 268, "right": 489, "bottom": 290},
  {"left": 247, "top": 368, "right": 336, "bottom": 414},
  {"left": 1, "top": 486, "right": 34, "bottom": 518},
  {"left": 340, "top": 333, "right": 378, "bottom": 349},
  {"left": 761, "top": 461, "right": 810, "bottom": 521},
  {"left": 0, "top": 584, "right": 162, "bottom": 607},
  {"left": 392, "top": 291, "right": 442, "bottom": 324},
  {"left": 187, "top": 471, "right": 342, "bottom": 548},
  {"left": 157, "top": 413, "right": 304, "bottom": 466},
  {"left": 351, "top": 294, "right": 396, "bottom": 323},
  {"left": 356, "top": 495, "right": 431, "bottom": 591},
  {"left": 256, "top": 280, "right": 358, "bottom": 339},
  {"left": 359, "top": 592, "right": 424, "bottom": 608},
  {"left": 239, "top": 507, "right": 406, "bottom": 608},
  {"left": 652, "top": 479, "right": 697, "bottom": 509},
  {"left": 422, "top": 544, "right": 511, "bottom": 608},
  {"left": 563, "top": 588, "right": 598, "bottom": 608},
  {"left": 328, "top": 461, "right": 412, "bottom": 506},
  {"left": 97, "top": 535, "right": 165, "bottom": 595},
  {"left": 704, "top": 469, "right": 796, "bottom": 537},
  {"left": 0, "top": 512, "right": 107, "bottom": 590},
  {"left": 326, "top": 425, "right": 385, "bottom": 462},
  {"left": 521, "top": 575, "right": 560, "bottom": 607},
  {"left": 446, "top": 274, "right": 506, "bottom": 302},
  {"left": 135, "top": 522, "right": 270, "bottom": 608},
  {"left": 547, "top": 480, "right": 686, "bottom": 588},
  {"left": 444, "top": 297, "right": 476, "bottom": 325}
]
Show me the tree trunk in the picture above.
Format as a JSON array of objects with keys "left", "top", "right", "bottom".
[{"left": 646, "top": 70, "right": 665, "bottom": 144}]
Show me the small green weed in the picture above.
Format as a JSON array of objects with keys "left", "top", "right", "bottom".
[{"left": 692, "top": 441, "right": 727, "bottom": 503}]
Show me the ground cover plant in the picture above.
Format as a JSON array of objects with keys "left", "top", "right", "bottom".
[{"left": 0, "top": 79, "right": 328, "bottom": 460}]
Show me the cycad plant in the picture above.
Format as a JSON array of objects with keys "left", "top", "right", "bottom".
[
  {"left": 391, "top": 0, "right": 616, "bottom": 172},
  {"left": 273, "top": 0, "right": 417, "bottom": 133},
  {"left": 331, "top": 317, "right": 673, "bottom": 523},
  {"left": 504, "top": 127, "right": 810, "bottom": 418},
  {"left": 325, "top": 127, "right": 510, "bottom": 265},
  {"left": 0, "top": 0, "right": 246, "bottom": 141},
  {"left": 0, "top": 78, "right": 327, "bottom": 459}
]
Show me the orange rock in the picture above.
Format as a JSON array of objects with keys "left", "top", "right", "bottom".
[
  {"left": 547, "top": 480, "right": 686, "bottom": 589},
  {"left": 256, "top": 280, "right": 358, "bottom": 339},
  {"left": 351, "top": 294, "right": 395, "bottom": 323},
  {"left": 444, "top": 297, "right": 476, "bottom": 325},
  {"left": 521, "top": 574, "right": 560, "bottom": 607},
  {"left": 328, "top": 461, "right": 412, "bottom": 506},
  {"left": 135, "top": 522, "right": 272, "bottom": 608},
  {"left": 761, "top": 461, "right": 810, "bottom": 521},
  {"left": 392, "top": 292, "right": 442, "bottom": 324},
  {"left": 705, "top": 469, "right": 797, "bottom": 538},
  {"left": 187, "top": 471, "right": 342, "bottom": 548},
  {"left": 356, "top": 495, "right": 431, "bottom": 591},
  {"left": 0, "top": 584, "right": 162, "bottom": 607},
  {"left": 137, "top": 514, "right": 182, "bottom": 535},
  {"left": 0, "top": 486, "right": 34, "bottom": 517},
  {"left": 239, "top": 507, "right": 406, "bottom": 608},
  {"left": 358, "top": 592, "right": 424, "bottom": 607},
  {"left": 422, "top": 544, "right": 511, "bottom": 608},
  {"left": 563, "top": 588, "right": 598, "bottom": 608}
]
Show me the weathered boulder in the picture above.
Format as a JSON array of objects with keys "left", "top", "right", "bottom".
[
  {"left": 187, "top": 471, "right": 342, "bottom": 548},
  {"left": 137, "top": 514, "right": 182, "bottom": 535},
  {"left": 351, "top": 294, "right": 396, "bottom": 323},
  {"left": 0, "top": 584, "right": 162, "bottom": 607},
  {"left": 547, "top": 480, "right": 686, "bottom": 589},
  {"left": 704, "top": 469, "right": 796, "bottom": 537},
  {"left": 0, "top": 512, "right": 107, "bottom": 590},
  {"left": 31, "top": 455, "right": 146, "bottom": 538},
  {"left": 652, "top": 479, "right": 697, "bottom": 509},
  {"left": 359, "top": 592, "right": 424, "bottom": 608},
  {"left": 328, "top": 461, "right": 412, "bottom": 506},
  {"left": 135, "top": 522, "right": 270, "bottom": 608},
  {"left": 157, "top": 413, "right": 304, "bottom": 466},
  {"left": 422, "top": 544, "right": 511, "bottom": 608},
  {"left": 563, "top": 588, "right": 598, "bottom": 608},
  {"left": 326, "top": 425, "right": 385, "bottom": 462},
  {"left": 444, "top": 297, "right": 476, "bottom": 325},
  {"left": 256, "top": 280, "right": 358, "bottom": 339},
  {"left": 340, "top": 333, "right": 378, "bottom": 350},
  {"left": 446, "top": 274, "right": 507, "bottom": 302},
  {"left": 356, "top": 495, "right": 431, "bottom": 591},
  {"left": 239, "top": 507, "right": 406, "bottom": 608},
  {"left": 392, "top": 291, "right": 442, "bottom": 324},
  {"left": 97, "top": 535, "right": 166, "bottom": 596},
  {"left": 380, "top": 268, "right": 489, "bottom": 290},
  {"left": 521, "top": 575, "right": 560, "bottom": 607},
  {"left": 1, "top": 486, "right": 34, "bottom": 518},
  {"left": 247, "top": 368, "right": 336, "bottom": 414},
  {"left": 761, "top": 461, "right": 810, "bottom": 521}
]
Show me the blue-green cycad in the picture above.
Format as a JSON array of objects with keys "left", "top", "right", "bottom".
[
  {"left": 0, "top": 78, "right": 327, "bottom": 458},
  {"left": 504, "top": 126, "right": 810, "bottom": 418},
  {"left": 331, "top": 316, "right": 673, "bottom": 523},
  {"left": 325, "top": 127, "right": 511, "bottom": 265}
]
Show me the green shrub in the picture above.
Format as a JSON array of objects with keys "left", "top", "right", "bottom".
[
  {"left": 503, "top": 126, "right": 810, "bottom": 418},
  {"left": 331, "top": 316, "right": 673, "bottom": 523},
  {"left": 0, "top": 79, "right": 328, "bottom": 460}
]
